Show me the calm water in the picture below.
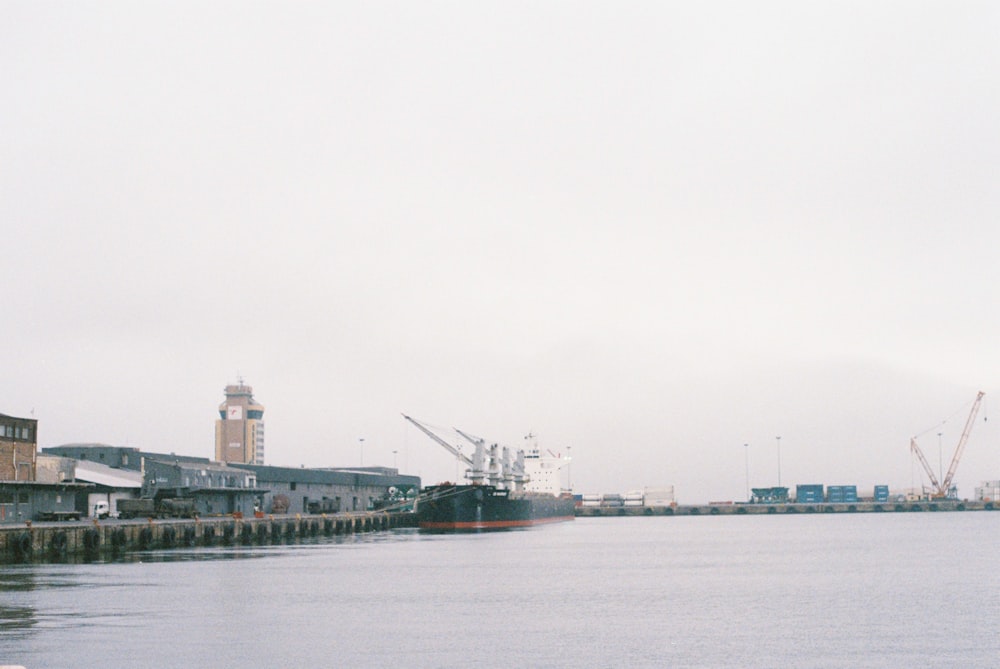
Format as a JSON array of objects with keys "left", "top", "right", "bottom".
[{"left": 2, "top": 513, "right": 996, "bottom": 668}]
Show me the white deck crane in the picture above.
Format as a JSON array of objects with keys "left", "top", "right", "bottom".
[
  {"left": 402, "top": 414, "right": 486, "bottom": 485},
  {"left": 910, "top": 391, "right": 985, "bottom": 500}
]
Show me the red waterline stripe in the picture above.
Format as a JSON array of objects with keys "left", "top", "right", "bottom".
[{"left": 420, "top": 515, "right": 575, "bottom": 530}]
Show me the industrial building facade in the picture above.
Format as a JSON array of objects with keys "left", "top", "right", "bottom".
[
  {"left": 231, "top": 464, "right": 420, "bottom": 515},
  {"left": 214, "top": 382, "right": 265, "bottom": 465},
  {"left": 0, "top": 413, "right": 38, "bottom": 481}
]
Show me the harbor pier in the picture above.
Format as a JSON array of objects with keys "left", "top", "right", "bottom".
[
  {"left": 0, "top": 511, "right": 417, "bottom": 564},
  {"left": 576, "top": 499, "right": 997, "bottom": 517}
]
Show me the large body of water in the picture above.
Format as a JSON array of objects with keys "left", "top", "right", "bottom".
[{"left": 2, "top": 513, "right": 996, "bottom": 668}]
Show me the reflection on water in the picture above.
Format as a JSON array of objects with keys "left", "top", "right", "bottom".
[
  {"left": 5, "top": 519, "right": 997, "bottom": 669},
  {"left": 0, "top": 532, "right": 386, "bottom": 646},
  {"left": 0, "top": 605, "right": 35, "bottom": 635},
  {"left": 0, "top": 571, "right": 37, "bottom": 636}
]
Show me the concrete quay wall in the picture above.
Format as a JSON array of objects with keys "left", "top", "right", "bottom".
[
  {"left": 1, "top": 511, "right": 417, "bottom": 564},
  {"left": 576, "top": 500, "right": 998, "bottom": 517}
]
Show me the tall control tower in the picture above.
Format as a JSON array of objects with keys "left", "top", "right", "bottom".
[{"left": 214, "top": 381, "right": 265, "bottom": 464}]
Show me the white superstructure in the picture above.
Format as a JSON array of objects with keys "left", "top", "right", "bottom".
[
  {"left": 403, "top": 416, "right": 570, "bottom": 495},
  {"left": 521, "top": 433, "right": 570, "bottom": 496}
]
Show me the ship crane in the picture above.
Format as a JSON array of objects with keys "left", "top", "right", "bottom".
[
  {"left": 455, "top": 428, "right": 528, "bottom": 492},
  {"left": 910, "top": 391, "right": 985, "bottom": 500},
  {"left": 402, "top": 414, "right": 486, "bottom": 485},
  {"left": 454, "top": 428, "right": 503, "bottom": 488}
]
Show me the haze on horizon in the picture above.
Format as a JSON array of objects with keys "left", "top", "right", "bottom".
[{"left": 3, "top": 2, "right": 1000, "bottom": 503}]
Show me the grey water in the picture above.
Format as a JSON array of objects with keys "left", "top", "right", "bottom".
[{"left": 2, "top": 513, "right": 996, "bottom": 668}]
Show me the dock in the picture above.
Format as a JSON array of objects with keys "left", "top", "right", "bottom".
[
  {"left": 575, "top": 499, "right": 998, "bottom": 516},
  {"left": 0, "top": 511, "right": 416, "bottom": 565}
]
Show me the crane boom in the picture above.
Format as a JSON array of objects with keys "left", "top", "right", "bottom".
[
  {"left": 909, "top": 391, "right": 985, "bottom": 499},
  {"left": 940, "top": 390, "right": 985, "bottom": 496},
  {"left": 910, "top": 437, "right": 941, "bottom": 493},
  {"left": 453, "top": 428, "right": 489, "bottom": 485},
  {"left": 402, "top": 414, "right": 473, "bottom": 466},
  {"left": 453, "top": 428, "right": 485, "bottom": 449}
]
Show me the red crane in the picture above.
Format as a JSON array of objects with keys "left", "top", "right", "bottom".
[{"left": 910, "top": 391, "right": 985, "bottom": 500}]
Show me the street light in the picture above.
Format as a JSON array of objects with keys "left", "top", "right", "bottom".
[
  {"left": 359, "top": 438, "right": 365, "bottom": 466},
  {"left": 744, "top": 443, "right": 750, "bottom": 502},
  {"left": 567, "top": 446, "right": 573, "bottom": 490},
  {"left": 937, "top": 432, "right": 943, "bottom": 482},
  {"left": 776, "top": 436, "right": 782, "bottom": 487},
  {"left": 393, "top": 449, "right": 398, "bottom": 470}
]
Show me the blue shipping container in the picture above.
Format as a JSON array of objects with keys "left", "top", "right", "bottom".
[{"left": 795, "top": 484, "right": 824, "bottom": 503}]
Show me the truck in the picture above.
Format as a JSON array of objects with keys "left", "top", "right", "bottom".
[
  {"left": 117, "top": 498, "right": 156, "bottom": 519},
  {"left": 116, "top": 498, "right": 196, "bottom": 520},
  {"left": 156, "top": 498, "right": 195, "bottom": 519},
  {"left": 93, "top": 501, "right": 112, "bottom": 519}
]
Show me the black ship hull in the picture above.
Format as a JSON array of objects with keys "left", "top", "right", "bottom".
[{"left": 416, "top": 484, "right": 576, "bottom": 531}]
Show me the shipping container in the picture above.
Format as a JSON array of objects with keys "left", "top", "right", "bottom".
[
  {"left": 795, "top": 484, "right": 824, "bottom": 503},
  {"left": 874, "top": 485, "right": 890, "bottom": 502},
  {"left": 601, "top": 493, "right": 624, "bottom": 507},
  {"left": 643, "top": 486, "right": 676, "bottom": 507},
  {"left": 974, "top": 485, "right": 1000, "bottom": 502}
]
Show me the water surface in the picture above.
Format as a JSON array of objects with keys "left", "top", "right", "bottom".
[{"left": 2, "top": 513, "right": 996, "bottom": 668}]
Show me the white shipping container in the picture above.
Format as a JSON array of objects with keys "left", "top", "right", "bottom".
[
  {"left": 643, "top": 485, "right": 676, "bottom": 507},
  {"left": 975, "top": 486, "right": 1000, "bottom": 501}
]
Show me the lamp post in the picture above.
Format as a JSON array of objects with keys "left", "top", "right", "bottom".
[
  {"left": 359, "top": 437, "right": 365, "bottom": 466},
  {"left": 567, "top": 446, "right": 573, "bottom": 491},
  {"left": 776, "top": 436, "right": 782, "bottom": 487},
  {"left": 937, "top": 432, "right": 943, "bottom": 483},
  {"left": 393, "top": 449, "right": 398, "bottom": 469},
  {"left": 744, "top": 443, "right": 750, "bottom": 502}
]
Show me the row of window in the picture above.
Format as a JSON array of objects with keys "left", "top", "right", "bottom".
[{"left": 0, "top": 425, "right": 33, "bottom": 441}]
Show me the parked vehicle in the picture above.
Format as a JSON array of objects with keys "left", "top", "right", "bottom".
[
  {"left": 157, "top": 498, "right": 195, "bottom": 518},
  {"left": 117, "top": 497, "right": 195, "bottom": 519},
  {"left": 117, "top": 498, "right": 155, "bottom": 519},
  {"left": 93, "top": 501, "right": 112, "bottom": 519}
]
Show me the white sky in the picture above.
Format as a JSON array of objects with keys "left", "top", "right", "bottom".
[{"left": 3, "top": 2, "right": 1000, "bottom": 502}]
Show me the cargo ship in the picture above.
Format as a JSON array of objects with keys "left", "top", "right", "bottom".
[
  {"left": 404, "top": 415, "right": 575, "bottom": 531},
  {"left": 416, "top": 483, "right": 576, "bottom": 530}
]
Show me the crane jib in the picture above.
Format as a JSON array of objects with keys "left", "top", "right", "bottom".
[{"left": 910, "top": 391, "right": 985, "bottom": 499}]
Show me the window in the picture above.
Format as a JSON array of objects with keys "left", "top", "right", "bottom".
[{"left": 290, "top": 481, "right": 297, "bottom": 491}]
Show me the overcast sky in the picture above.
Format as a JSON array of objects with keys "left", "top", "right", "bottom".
[{"left": 3, "top": 2, "right": 1000, "bottom": 502}]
